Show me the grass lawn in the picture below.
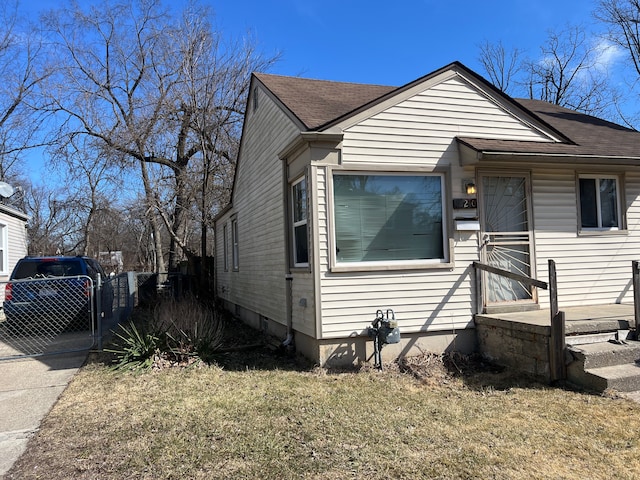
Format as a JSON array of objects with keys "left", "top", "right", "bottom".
[{"left": 6, "top": 316, "right": 640, "bottom": 479}]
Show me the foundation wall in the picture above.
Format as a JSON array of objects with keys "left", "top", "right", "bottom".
[{"left": 475, "top": 315, "right": 552, "bottom": 382}]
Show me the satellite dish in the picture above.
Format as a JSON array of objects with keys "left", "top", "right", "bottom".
[{"left": 0, "top": 182, "right": 14, "bottom": 198}]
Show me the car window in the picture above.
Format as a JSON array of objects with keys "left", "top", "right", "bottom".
[
  {"left": 12, "top": 260, "right": 84, "bottom": 279},
  {"left": 88, "top": 259, "right": 107, "bottom": 278}
]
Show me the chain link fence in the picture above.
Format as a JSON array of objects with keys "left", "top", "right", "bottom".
[{"left": 0, "top": 272, "right": 137, "bottom": 360}]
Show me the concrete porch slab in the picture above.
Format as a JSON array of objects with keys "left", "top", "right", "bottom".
[{"left": 476, "top": 303, "right": 636, "bottom": 334}]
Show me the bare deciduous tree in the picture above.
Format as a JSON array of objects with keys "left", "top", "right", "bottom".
[
  {"left": 0, "top": 0, "right": 50, "bottom": 184},
  {"left": 596, "top": 0, "right": 640, "bottom": 126},
  {"left": 478, "top": 40, "right": 523, "bottom": 95},
  {"left": 24, "top": 184, "right": 77, "bottom": 255},
  {"left": 43, "top": 0, "right": 277, "bottom": 273},
  {"left": 478, "top": 25, "right": 614, "bottom": 117},
  {"left": 52, "top": 136, "right": 124, "bottom": 257}
]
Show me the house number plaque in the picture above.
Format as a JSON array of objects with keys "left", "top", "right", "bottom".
[{"left": 453, "top": 198, "right": 477, "bottom": 209}]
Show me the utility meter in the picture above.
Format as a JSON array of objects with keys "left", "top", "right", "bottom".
[{"left": 368, "top": 309, "right": 400, "bottom": 369}]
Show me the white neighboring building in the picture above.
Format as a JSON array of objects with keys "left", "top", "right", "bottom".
[{"left": 0, "top": 203, "right": 28, "bottom": 302}]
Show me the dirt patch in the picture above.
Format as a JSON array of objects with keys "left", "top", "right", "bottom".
[{"left": 99, "top": 305, "right": 514, "bottom": 384}]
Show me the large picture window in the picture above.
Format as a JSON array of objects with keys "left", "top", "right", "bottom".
[
  {"left": 333, "top": 173, "right": 446, "bottom": 265},
  {"left": 292, "top": 177, "right": 309, "bottom": 266},
  {"left": 579, "top": 175, "right": 622, "bottom": 231}
]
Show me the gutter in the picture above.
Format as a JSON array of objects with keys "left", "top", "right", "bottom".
[
  {"left": 480, "top": 151, "right": 640, "bottom": 161},
  {"left": 462, "top": 148, "right": 640, "bottom": 166}
]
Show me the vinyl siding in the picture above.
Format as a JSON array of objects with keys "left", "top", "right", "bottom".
[
  {"left": 316, "top": 75, "right": 640, "bottom": 339},
  {"left": 316, "top": 76, "right": 541, "bottom": 338},
  {"left": 532, "top": 169, "right": 640, "bottom": 306},
  {"left": 341, "top": 77, "right": 551, "bottom": 166},
  {"left": 290, "top": 270, "right": 315, "bottom": 337},
  {"left": 215, "top": 87, "right": 300, "bottom": 325},
  {"left": 221, "top": 69, "right": 640, "bottom": 345},
  {"left": 0, "top": 209, "right": 28, "bottom": 302}
]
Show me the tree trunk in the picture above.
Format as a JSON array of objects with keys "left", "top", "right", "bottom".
[
  {"left": 140, "top": 160, "right": 166, "bottom": 274},
  {"left": 168, "top": 168, "right": 190, "bottom": 271}
]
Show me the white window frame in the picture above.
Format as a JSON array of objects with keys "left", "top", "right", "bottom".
[
  {"left": 291, "top": 176, "right": 309, "bottom": 267},
  {"left": 231, "top": 217, "right": 239, "bottom": 271},
  {"left": 0, "top": 223, "right": 6, "bottom": 275},
  {"left": 330, "top": 171, "right": 450, "bottom": 272},
  {"left": 577, "top": 174, "right": 624, "bottom": 232}
]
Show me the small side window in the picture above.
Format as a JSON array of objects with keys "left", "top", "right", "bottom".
[
  {"left": 231, "top": 217, "right": 239, "bottom": 271},
  {"left": 291, "top": 177, "right": 309, "bottom": 267},
  {"left": 223, "top": 224, "right": 229, "bottom": 272},
  {"left": 578, "top": 175, "right": 623, "bottom": 231}
]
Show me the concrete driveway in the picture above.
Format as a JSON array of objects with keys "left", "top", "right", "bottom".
[{"left": 0, "top": 351, "right": 87, "bottom": 477}]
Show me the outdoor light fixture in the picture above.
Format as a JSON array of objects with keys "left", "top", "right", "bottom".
[{"left": 464, "top": 180, "right": 477, "bottom": 195}]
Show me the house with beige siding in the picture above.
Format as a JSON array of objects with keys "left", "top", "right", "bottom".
[{"left": 214, "top": 61, "right": 640, "bottom": 367}]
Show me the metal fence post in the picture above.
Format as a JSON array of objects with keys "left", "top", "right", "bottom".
[{"left": 96, "top": 273, "right": 102, "bottom": 350}]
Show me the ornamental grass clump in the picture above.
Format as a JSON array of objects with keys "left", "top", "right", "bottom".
[
  {"left": 108, "top": 294, "right": 225, "bottom": 370},
  {"left": 152, "top": 294, "right": 225, "bottom": 364}
]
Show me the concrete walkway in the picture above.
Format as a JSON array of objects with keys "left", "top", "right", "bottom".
[{"left": 0, "top": 352, "right": 87, "bottom": 478}]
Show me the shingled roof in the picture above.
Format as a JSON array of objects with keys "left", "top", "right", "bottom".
[
  {"left": 459, "top": 99, "right": 640, "bottom": 159},
  {"left": 254, "top": 73, "right": 396, "bottom": 130},
  {"left": 254, "top": 68, "right": 640, "bottom": 160}
]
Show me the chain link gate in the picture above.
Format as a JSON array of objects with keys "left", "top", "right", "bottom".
[{"left": 0, "top": 276, "right": 99, "bottom": 359}]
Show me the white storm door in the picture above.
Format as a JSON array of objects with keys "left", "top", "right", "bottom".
[{"left": 479, "top": 173, "right": 536, "bottom": 305}]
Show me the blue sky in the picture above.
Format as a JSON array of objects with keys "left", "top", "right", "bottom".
[
  {"left": 17, "top": 0, "right": 627, "bottom": 185},
  {"left": 210, "top": 0, "right": 609, "bottom": 87},
  {"left": 20, "top": 0, "right": 609, "bottom": 87}
]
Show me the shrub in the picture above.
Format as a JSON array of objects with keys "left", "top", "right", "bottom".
[
  {"left": 108, "top": 295, "right": 225, "bottom": 370},
  {"left": 152, "top": 294, "right": 225, "bottom": 363},
  {"left": 107, "top": 321, "right": 161, "bottom": 371}
]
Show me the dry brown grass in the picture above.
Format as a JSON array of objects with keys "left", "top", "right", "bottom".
[{"left": 6, "top": 317, "right": 640, "bottom": 479}]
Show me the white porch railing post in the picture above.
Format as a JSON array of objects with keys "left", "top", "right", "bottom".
[{"left": 632, "top": 261, "right": 640, "bottom": 336}]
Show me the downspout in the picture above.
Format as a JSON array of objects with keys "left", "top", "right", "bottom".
[{"left": 282, "top": 274, "right": 294, "bottom": 348}]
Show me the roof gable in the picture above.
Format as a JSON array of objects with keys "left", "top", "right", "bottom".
[
  {"left": 254, "top": 73, "right": 395, "bottom": 130},
  {"left": 256, "top": 63, "right": 569, "bottom": 141},
  {"left": 254, "top": 62, "right": 640, "bottom": 161}
]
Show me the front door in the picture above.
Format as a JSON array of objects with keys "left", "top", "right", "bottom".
[{"left": 479, "top": 173, "right": 537, "bottom": 308}]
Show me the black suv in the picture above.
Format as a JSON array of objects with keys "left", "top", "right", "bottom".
[{"left": 3, "top": 256, "right": 113, "bottom": 334}]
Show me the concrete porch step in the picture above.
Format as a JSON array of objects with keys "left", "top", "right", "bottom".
[
  {"left": 568, "top": 340, "right": 640, "bottom": 369},
  {"left": 580, "top": 363, "right": 640, "bottom": 393},
  {"left": 565, "top": 318, "right": 632, "bottom": 335},
  {"left": 567, "top": 340, "right": 640, "bottom": 393}
]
